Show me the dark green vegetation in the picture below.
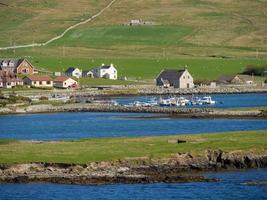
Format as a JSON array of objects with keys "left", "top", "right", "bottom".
[
  {"left": 0, "top": 93, "right": 31, "bottom": 107},
  {"left": 0, "top": 0, "right": 267, "bottom": 82},
  {"left": 0, "top": 130, "right": 266, "bottom": 164}
]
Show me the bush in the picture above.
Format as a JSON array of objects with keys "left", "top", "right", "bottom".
[
  {"left": 39, "top": 96, "right": 48, "bottom": 101},
  {"left": 243, "top": 65, "right": 267, "bottom": 76}
]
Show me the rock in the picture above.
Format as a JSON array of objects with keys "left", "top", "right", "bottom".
[
  {"left": 0, "top": 150, "right": 266, "bottom": 185},
  {"left": 168, "top": 139, "right": 186, "bottom": 144}
]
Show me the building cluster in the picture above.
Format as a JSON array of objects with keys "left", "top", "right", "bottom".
[
  {"left": 0, "top": 57, "right": 257, "bottom": 90},
  {"left": 156, "top": 69, "right": 255, "bottom": 89},
  {"left": 0, "top": 58, "right": 118, "bottom": 89},
  {"left": 126, "top": 19, "right": 155, "bottom": 26},
  {"left": 64, "top": 63, "right": 117, "bottom": 80},
  {"left": 0, "top": 58, "right": 33, "bottom": 88}
]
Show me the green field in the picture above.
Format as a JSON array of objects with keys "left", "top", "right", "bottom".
[
  {"left": 0, "top": 130, "right": 266, "bottom": 164},
  {"left": 1, "top": 55, "right": 266, "bottom": 81},
  {"left": 1, "top": 0, "right": 267, "bottom": 82}
]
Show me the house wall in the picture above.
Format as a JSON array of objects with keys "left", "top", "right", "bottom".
[
  {"left": 100, "top": 66, "right": 117, "bottom": 80},
  {"left": 4, "top": 81, "right": 17, "bottom": 88},
  {"left": 54, "top": 79, "right": 77, "bottom": 88},
  {"left": 16, "top": 60, "right": 34, "bottom": 75},
  {"left": 72, "top": 69, "right": 82, "bottom": 78},
  {"left": 178, "top": 70, "right": 194, "bottom": 88},
  {"left": 92, "top": 66, "right": 117, "bottom": 80},
  {"left": 24, "top": 78, "right": 53, "bottom": 87},
  {"left": 0, "top": 81, "right": 3, "bottom": 88}
]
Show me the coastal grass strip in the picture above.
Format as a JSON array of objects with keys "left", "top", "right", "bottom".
[{"left": 0, "top": 130, "right": 266, "bottom": 164}]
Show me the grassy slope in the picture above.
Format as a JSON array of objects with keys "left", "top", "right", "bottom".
[
  {"left": 0, "top": 130, "right": 266, "bottom": 164},
  {"left": 0, "top": 0, "right": 267, "bottom": 81}
]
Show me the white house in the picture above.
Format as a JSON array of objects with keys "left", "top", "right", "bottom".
[
  {"left": 91, "top": 64, "right": 117, "bottom": 80},
  {"left": 53, "top": 76, "right": 78, "bottom": 89},
  {"left": 65, "top": 67, "right": 82, "bottom": 78}
]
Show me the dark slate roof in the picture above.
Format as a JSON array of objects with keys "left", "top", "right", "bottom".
[
  {"left": 100, "top": 65, "right": 112, "bottom": 69},
  {"left": 157, "top": 69, "right": 186, "bottom": 80},
  {"left": 217, "top": 75, "right": 236, "bottom": 83},
  {"left": 0, "top": 58, "right": 24, "bottom": 70},
  {"left": 65, "top": 67, "right": 76, "bottom": 73},
  {"left": 82, "top": 70, "right": 92, "bottom": 74},
  {"left": 161, "top": 79, "right": 170, "bottom": 85}
]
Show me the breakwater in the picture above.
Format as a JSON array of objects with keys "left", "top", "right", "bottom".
[{"left": 1, "top": 103, "right": 266, "bottom": 119}]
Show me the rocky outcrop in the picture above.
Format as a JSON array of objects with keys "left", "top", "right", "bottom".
[{"left": 0, "top": 150, "right": 266, "bottom": 185}]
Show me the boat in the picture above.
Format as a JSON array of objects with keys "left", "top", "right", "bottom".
[
  {"left": 159, "top": 98, "right": 172, "bottom": 106},
  {"left": 201, "top": 96, "right": 216, "bottom": 105}
]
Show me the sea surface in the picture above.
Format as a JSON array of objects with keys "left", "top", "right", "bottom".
[
  {"left": 0, "top": 168, "right": 266, "bottom": 200},
  {"left": 113, "top": 93, "right": 267, "bottom": 108},
  {"left": 0, "top": 112, "right": 267, "bottom": 140}
]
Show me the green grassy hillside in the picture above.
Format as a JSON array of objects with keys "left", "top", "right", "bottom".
[{"left": 0, "top": 0, "right": 267, "bottom": 81}]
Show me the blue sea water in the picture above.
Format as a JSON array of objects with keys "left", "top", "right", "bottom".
[
  {"left": 0, "top": 112, "right": 267, "bottom": 140},
  {"left": 0, "top": 168, "right": 267, "bottom": 200}
]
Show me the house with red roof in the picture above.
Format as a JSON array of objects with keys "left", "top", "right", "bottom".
[
  {"left": 23, "top": 75, "right": 53, "bottom": 88},
  {"left": 53, "top": 76, "right": 78, "bottom": 89}
]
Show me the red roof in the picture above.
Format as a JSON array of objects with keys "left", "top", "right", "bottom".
[
  {"left": 53, "top": 76, "right": 72, "bottom": 82},
  {"left": 25, "top": 75, "right": 52, "bottom": 81}
]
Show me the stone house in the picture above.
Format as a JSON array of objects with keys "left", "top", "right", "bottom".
[
  {"left": 156, "top": 69, "right": 194, "bottom": 88},
  {"left": 218, "top": 74, "right": 254, "bottom": 85},
  {"left": 53, "top": 76, "right": 78, "bottom": 89},
  {"left": 65, "top": 67, "right": 82, "bottom": 78},
  {"left": 91, "top": 64, "right": 117, "bottom": 80},
  {"left": 0, "top": 58, "right": 34, "bottom": 75},
  {"left": 23, "top": 75, "right": 53, "bottom": 88}
]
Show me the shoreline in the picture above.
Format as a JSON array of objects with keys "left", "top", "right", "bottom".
[
  {"left": 2, "top": 85, "right": 267, "bottom": 98},
  {"left": 0, "top": 150, "right": 266, "bottom": 185}
]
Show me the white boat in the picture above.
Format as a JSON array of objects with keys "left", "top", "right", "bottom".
[
  {"left": 159, "top": 98, "right": 172, "bottom": 106},
  {"left": 201, "top": 96, "right": 216, "bottom": 105},
  {"left": 147, "top": 99, "right": 158, "bottom": 106}
]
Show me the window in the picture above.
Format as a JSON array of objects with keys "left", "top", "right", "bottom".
[
  {"left": 39, "top": 81, "right": 42, "bottom": 85},
  {"left": 183, "top": 76, "right": 185, "bottom": 79},
  {"left": 188, "top": 76, "right": 190, "bottom": 79},
  {"left": 47, "top": 81, "right": 51, "bottom": 84},
  {"left": 34, "top": 81, "right": 37, "bottom": 84}
]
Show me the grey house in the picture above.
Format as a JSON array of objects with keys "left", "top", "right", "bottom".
[{"left": 156, "top": 69, "right": 194, "bottom": 88}]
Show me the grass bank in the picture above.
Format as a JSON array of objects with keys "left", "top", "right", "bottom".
[{"left": 0, "top": 130, "right": 266, "bottom": 164}]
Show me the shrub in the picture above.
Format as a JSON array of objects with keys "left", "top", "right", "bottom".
[
  {"left": 39, "top": 96, "right": 49, "bottom": 101},
  {"left": 243, "top": 65, "right": 267, "bottom": 76}
]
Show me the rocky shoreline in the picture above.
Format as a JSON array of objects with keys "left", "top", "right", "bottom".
[
  {"left": 0, "top": 150, "right": 266, "bottom": 185},
  {"left": 2, "top": 85, "right": 267, "bottom": 98},
  {"left": 1, "top": 103, "right": 267, "bottom": 119}
]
